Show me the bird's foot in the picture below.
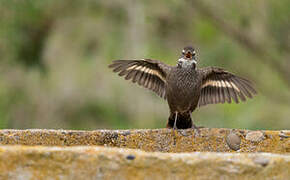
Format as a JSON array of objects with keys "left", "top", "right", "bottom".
[
  {"left": 191, "top": 124, "right": 202, "bottom": 136},
  {"left": 173, "top": 123, "right": 178, "bottom": 130}
]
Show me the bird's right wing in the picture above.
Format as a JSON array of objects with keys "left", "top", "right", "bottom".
[{"left": 108, "top": 59, "right": 172, "bottom": 99}]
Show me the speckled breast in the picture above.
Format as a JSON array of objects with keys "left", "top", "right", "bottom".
[{"left": 166, "top": 67, "right": 201, "bottom": 112}]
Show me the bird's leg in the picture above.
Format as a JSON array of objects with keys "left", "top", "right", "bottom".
[
  {"left": 190, "top": 113, "right": 201, "bottom": 135},
  {"left": 173, "top": 112, "right": 178, "bottom": 130}
]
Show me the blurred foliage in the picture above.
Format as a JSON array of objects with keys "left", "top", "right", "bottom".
[{"left": 0, "top": 0, "right": 289, "bottom": 130}]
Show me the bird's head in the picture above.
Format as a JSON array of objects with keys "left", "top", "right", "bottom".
[{"left": 178, "top": 46, "right": 197, "bottom": 69}]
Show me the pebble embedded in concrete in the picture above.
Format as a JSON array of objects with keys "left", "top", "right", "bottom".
[
  {"left": 226, "top": 132, "right": 241, "bottom": 151},
  {"left": 253, "top": 156, "right": 270, "bottom": 167},
  {"left": 126, "top": 154, "right": 135, "bottom": 160},
  {"left": 246, "top": 131, "right": 265, "bottom": 143}
]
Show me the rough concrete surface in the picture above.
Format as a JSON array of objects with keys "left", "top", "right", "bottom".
[
  {"left": 0, "top": 128, "right": 289, "bottom": 153},
  {"left": 0, "top": 146, "right": 289, "bottom": 180}
]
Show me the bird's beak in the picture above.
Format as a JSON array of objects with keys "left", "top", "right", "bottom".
[
  {"left": 185, "top": 52, "right": 192, "bottom": 59},
  {"left": 185, "top": 52, "right": 197, "bottom": 64}
]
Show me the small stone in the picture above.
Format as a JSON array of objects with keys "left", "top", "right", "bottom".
[
  {"left": 226, "top": 133, "right": 241, "bottom": 151},
  {"left": 219, "top": 129, "right": 225, "bottom": 134},
  {"left": 279, "top": 131, "right": 289, "bottom": 140},
  {"left": 246, "top": 131, "right": 265, "bottom": 142},
  {"left": 253, "top": 157, "right": 269, "bottom": 167},
  {"left": 126, "top": 154, "right": 135, "bottom": 160},
  {"left": 122, "top": 131, "right": 131, "bottom": 136},
  {"left": 179, "top": 130, "right": 190, "bottom": 136},
  {"left": 14, "top": 136, "right": 20, "bottom": 140}
]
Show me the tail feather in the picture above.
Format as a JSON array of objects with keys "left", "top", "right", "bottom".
[{"left": 167, "top": 112, "right": 192, "bottom": 129}]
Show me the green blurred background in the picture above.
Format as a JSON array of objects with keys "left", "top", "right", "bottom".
[{"left": 0, "top": 0, "right": 289, "bottom": 130}]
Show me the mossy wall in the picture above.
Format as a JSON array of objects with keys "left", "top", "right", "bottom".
[
  {"left": 0, "top": 146, "right": 289, "bottom": 180},
  {"left": 0, "top": 128, "right": 289, "bottom": 179},
  {"left": 0, "top": 128, "right": 289, "bottom": 153}
]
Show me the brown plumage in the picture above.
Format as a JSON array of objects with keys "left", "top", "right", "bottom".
[{"left": 109, "top": 46, "right": 257, "bottom": 129}]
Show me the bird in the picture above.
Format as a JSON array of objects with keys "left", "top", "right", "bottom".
[{"left": 108, "top": 46, "right": 257, "bottom": 129}]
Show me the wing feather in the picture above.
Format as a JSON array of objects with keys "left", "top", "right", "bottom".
[
  {"left": 229, "top": 81, "right": 239, "bottom": 103},
  {"left": 109, "top": 59, "right": 171, "bottom": 99},
  {"left": 230, "top": 78, "right": 247, "bottom": 101},
  {"left": 198, "top": 67, "right": 256, "bottom": 107}
]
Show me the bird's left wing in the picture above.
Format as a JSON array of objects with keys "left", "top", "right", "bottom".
[
  {"left": 108, "top": 59, "right": 171, "bottom": 99},
  {"left": 198, "top": 67, "right": 257, "bottom": 107}
]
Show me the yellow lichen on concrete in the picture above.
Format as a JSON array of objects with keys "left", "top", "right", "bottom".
[
  {"left": 0, "top": 129, "right": 289, "bottom": 153},
  {"left": 0, "top": 146, "right": 289, "bottom": 180}
]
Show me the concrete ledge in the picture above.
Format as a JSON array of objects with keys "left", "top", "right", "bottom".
[
  {"left": 0, "top": 146, "right": 289, "bottom": 180},
  {"left": 0, "top": 129, "right": 289, "bottom": 153}
]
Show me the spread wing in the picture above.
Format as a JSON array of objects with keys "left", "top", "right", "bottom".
[
  {"left": 198, "top": 67, "right": 257, "bottom": 107},
  {"left": 108, "top": 59, "right": 171, "bottom": 99}
]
